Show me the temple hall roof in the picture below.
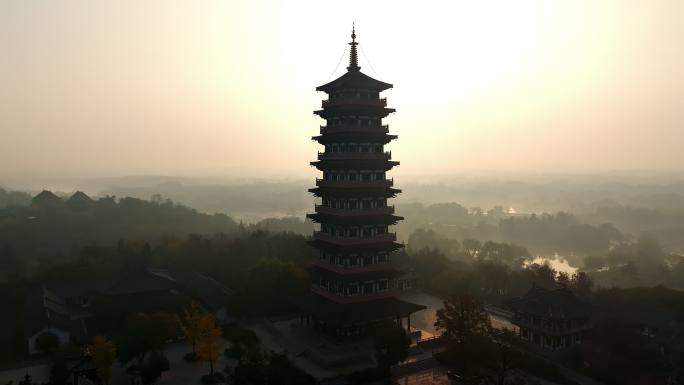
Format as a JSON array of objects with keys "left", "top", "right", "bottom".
[{"left": 508, "top": 286, "right": 593, "bottom": 319}]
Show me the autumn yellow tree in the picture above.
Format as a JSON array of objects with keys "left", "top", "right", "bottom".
[
  {"left": 196, "top": 313, "right": 224, "bottom": 376},
  {"left": 179, "top": 301, "right": 204, "bottom": 358},
  {"left": 87, "top": 335, "right": 117, "bottom": 385}
]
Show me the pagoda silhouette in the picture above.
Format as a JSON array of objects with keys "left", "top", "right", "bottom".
[{"left": 295, "top": 27, "right": 425, "bottom": 339}]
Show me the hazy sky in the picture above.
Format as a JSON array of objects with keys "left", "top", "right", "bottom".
[{"left": 2, "top": 0, "right": 683, "bottom": 187}]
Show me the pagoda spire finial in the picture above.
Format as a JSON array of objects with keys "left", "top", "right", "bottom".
[{"left": 347, "top": 23, "right": 360, "bottom": 72}]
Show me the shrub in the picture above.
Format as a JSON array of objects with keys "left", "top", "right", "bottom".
[
  {"left": 222, "top": 323, "right": 258, "bottom": 349},
  {"left": 201, "top": 373, "right": 220, "bottom": 384},
  {"left": 140, "top": 353, "right": 170, "bottom": 384},
  {"left": 224, "top": 344, "right": 245, "bottom": 359},
  {"left": 184, "top": 352, "right": 197, "bottom": 362}
]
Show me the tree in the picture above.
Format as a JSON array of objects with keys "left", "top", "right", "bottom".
[
  {"left": 525, "top": 263, "right": 556, "bottom": 289},
  {"left": 556, "top": 271, "right": 571, "bottom": 288},
  {"left": 435, "top": 293, "right": 492, "bottom": 346},
  {"left": 196, "top": 313, "right": 224, "bottom": 376},
  {"left": 117, "top": 312, "right": 174, "bottom": 366},
  {"left": 484, "top": 330, "right": 523, "bottom": 385},
  {"left": 370, "top": 321, "right": 410, "bottom": 369},
  {"left": 179, "top": 301, "right": 204, "bottom": 358},
  {"left": 87, "top": 335, "right": 117, "bottom": 385},
  {"left": 462, "top": 239, "right": 482, "bottom": 258},
  {"left": 571, "top": 271, "right": 594, "bottom": 299}
]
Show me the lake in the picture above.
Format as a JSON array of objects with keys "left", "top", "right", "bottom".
[{"left": 524, "top": 255, "right": 579, "bottom": 275}]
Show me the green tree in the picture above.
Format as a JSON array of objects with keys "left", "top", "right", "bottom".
[
  {"left": 484, "top": 330, "right": 523, "bottom": 385},
  {"left": 435, "top": 293, "right": 492, "bottom": 346},
  {"left": 117, "top": 312, "right": 173, "bottom": 366},
  {"left": 462, "top": 239, "right": 482, "bottom": 258},
  {"left": 370, "top": 321, "right": 410, "bottom": 369},
  {"left": 571, "top": 271, "right": 593, "bottom": 298}
]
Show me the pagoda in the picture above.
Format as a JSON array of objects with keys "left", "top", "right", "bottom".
[{"left": 295, "top": 28, "right": 425, "bottom": 339}]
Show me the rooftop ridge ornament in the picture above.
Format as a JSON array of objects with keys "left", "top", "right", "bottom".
[{"left": 347, "top": 23, "right": 360, "bottom": 72}]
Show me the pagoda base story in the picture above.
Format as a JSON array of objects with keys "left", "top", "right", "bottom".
[{"left": 293, "top": 293, "right": 426, "bottom": 339}]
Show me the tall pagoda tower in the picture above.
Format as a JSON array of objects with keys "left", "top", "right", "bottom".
[{"left": 296, "top": 28, "right": 425, "bottom": 339}]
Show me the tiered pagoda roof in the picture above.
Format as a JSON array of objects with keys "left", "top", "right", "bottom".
[{"left": 296, "top": 27, "right": 425, "bottom": 337}]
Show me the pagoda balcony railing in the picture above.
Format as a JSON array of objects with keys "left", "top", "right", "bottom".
[
  {"left": 320, "top": 124, "right": 389, "bottom": 135},
  {"left": 311, "top": 286, "right": 402, "bottom": 304},
  {"left": 317, "top": 151, "right": 391, "bottom": 160},
  {"left": 312, "top": 231, "right": 397, "bottom": 246},
  {"left": 322, "top": 98, "right": 387, "bottom": 108},
  {"left": 310, "top": 260, "right": 396, "bottom": 275},
  {"left": 314, "top": 205, "right": 395, "bottom": 216},
  {"left": 512, "top": 317, "right": 592, "bottom": 335},
  {"left": 315, "top": 178, "right": 394, "bottom": 188}
]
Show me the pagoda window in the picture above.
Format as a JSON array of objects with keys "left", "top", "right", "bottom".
[
  {"left": 348, "top": 284, "right": 359, "bottom": 296},
  {"left": 362, "top": 200, "right": 372, "bottom": 209},
  {"left": 362, "top": 228, "right": 372, "bottom": 238},
  {"left": 378, "top": 253, "right": 387, "bottom": 263},
  {"left": 378, "top": 280, "right": 388, "bottom": 292},
  {"left": 378, "top": 226, "right": 387, "bottom": 234},
  {"left": 340, "top": 144, "right": 347, "bottom": 152},
  {"left": 349, "top": 199, "right": 358, "bottom": 209},
  {"left": 363, "top": 282, "right": 374, "bottom": 294},
  {"left": 362, "top": 255, "right": 372, "bottom": 266},
  {"left": 349, "top": 228, "right": 358, "bottom": 238},
  {"left": 376, "top": 172, "right": 384, "bottom": 180}
]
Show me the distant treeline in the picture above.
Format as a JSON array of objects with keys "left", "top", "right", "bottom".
[
  {"left": 0, "top": 190, "right": 313, "bottom": 279},
  {"left": 0, "top": 187, "right": 31, "bottom": 207},
  {"left": 397, "top": 201, "right": 684, "bottom": 255},
  {"left": 397, "top": 202, "right": 623, "bottom": 256},
  {"left": 406, "top": 227, "right": 684, "bottom": 290}
]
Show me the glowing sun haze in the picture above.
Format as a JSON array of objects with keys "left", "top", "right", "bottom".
[{"left": 1, "top": 0, "right": 683, "bottom": 186}]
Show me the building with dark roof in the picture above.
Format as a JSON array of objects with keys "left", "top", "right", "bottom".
[
  {"left": 294, "top": 28, "right": 425, "bottom": 339},
  {"left": 148, "top": 269, "right": 234, "bottom": 323},
  {"left": 508, "top": 286, "right": 593, "bottom": 350},
  {"left": 31, "top": 190, "right": 64, "bottom": 209},
  {"left": 24, "top": 269, "right": 231, "bottom": 354},
  {"left": 66, "top": 191, "right": 94, "bottom": 210}
]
